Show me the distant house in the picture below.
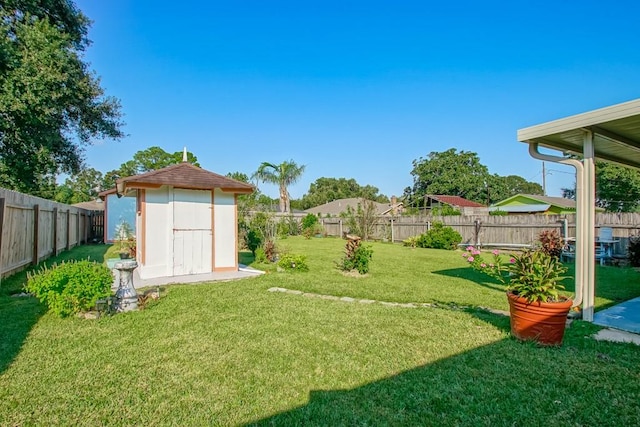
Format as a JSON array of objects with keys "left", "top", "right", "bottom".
[
  {"left": 490, "top": 194, "right": 603, "bottom": 215},
  {"left": 306, "top": 197, "right": 403, "bottom": 217},
  {"left": 422, "top": 195, "right": 487, "bottom": 215},
  {"left": 100, "top": 161, "right": 253, "bottom": 279}
]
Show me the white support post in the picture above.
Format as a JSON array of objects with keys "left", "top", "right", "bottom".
[{"left": 583, "top": 130, "right": 596, "bottom": 322}]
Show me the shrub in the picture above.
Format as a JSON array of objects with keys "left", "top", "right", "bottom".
[
  {"left": 402, "top": 236, "right": 419, "bottom": 248},
  {"left": 415, "top": 222, "right": 462, "bottom": 250},
  {"left": 538, "top": 229, "right": 564, "bottom": 259},
  {"left": 489, "top": 209, "right": 508, "bottom": 216},
  {"left": 245, "top": 229, "right": 262, "bottom": 256},
  {"left": 301, "top": 213, "right": 319, "bottom": 230},
  {"left": 338, "top": 237, "right": 373, "bottom": 274},
  {"left": 277, "top": 253, "right": 309, "bottom": 272},
  {"left": 25, "top": 260, "right": 113, "bottom": 317},
  {"left": 255, "top": 247, "right": 268, "bottom": 263},
  {"left": 263, "top": 239, "right": 277, "bottom": 262},
  {"left": 431, "top": 205, "right": 461, "bottom": 216}
]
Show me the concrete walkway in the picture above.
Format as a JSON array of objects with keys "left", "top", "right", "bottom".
[
  {"left": 133, "top": 265, "right": 264, "bottom": 289},
  {"left": 593, "top": 296, "right": 640, "bottom": 334}
]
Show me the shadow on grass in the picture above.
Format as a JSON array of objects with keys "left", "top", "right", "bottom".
[
  {"left": 249, "top": 310, "right": 639, "bottom": 426},
  {"left": 431, "top": 267, "right": 507, "bottom": 293},
  {"left": 0, "top": 244, "right": 109, "bottom": 374}
]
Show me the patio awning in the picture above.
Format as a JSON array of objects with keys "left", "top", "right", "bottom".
[
  {"left": 517, "top": 98, "right": 640, "bottom": 322},
  {"left": 518, "top": 98, "right": 640, "bottom": 169}
]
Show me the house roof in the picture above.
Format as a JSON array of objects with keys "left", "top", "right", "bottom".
[
  {"left": 306, "top": 198, "right": 395, "bottom": 216},
  {"left": 489, "top": 204, "right": 551, "bottom": 213},
  {"left": 72, "top": 199, "right": 105, "bottom": 211},
  {"left": 101, "top": 163, "right": 254, "bottom": 196},
  {"left": 493, "top": 194, "right": 576, "bottom": 209},
  {"left": 426, "top": 195, "right": 486, "bottom": 208}
]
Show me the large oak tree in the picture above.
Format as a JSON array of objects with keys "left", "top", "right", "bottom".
[{"left": 0, "top": 1, "right": 124, "bottom": 196}]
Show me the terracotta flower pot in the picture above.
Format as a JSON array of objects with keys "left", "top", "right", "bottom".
[{"left": 507, "top": 292, "right": 573, "bottom": 346}]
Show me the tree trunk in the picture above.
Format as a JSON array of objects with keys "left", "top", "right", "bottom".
[{"left": 279, "top": 185, "right": 288, "bottom": 213}]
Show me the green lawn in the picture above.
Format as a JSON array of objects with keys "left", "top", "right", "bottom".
[{"left": 1, "top": 237, "right": 639, "bottom": 425}]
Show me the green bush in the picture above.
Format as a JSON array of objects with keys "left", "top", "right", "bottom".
[
  {"left": 255, "top": 247, "right": 268, "bottom": 263},
  {"left": 339, "top": 244, "right": 374, "bottom": 274},
  {"left": 245, "top": 230, "right": 262, "bottom": 256},
  {"left": 277, "top": 253, "right": 309, "bottom": 272},
  {"left": 415, "top": 222, "right": 462, "bottom": 250},
  {"left": 301, "top": 213, "right": 319, "bottom": 230},
  {"left": 25, "top": 260, "right": 113, "bottom": 317}
]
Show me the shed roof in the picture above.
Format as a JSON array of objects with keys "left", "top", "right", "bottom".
[
  {"left": 102, "top": 163, "right": 254, "bottom": 196},
  {"left": 426, "top": 195, "right": 485, "bottom": 208}
]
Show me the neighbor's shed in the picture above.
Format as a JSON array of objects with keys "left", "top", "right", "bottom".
[{"left": 104, "top": 162, "right": 253, "bottom": 279}]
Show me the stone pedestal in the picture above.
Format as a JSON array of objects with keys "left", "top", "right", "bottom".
[{"left": 114, "top": 260, "right": 138, "bottom": 312}]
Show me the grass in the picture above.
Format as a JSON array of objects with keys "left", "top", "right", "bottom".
[{"left": 1, "top": 237, "right": 639, "bottom": 425}]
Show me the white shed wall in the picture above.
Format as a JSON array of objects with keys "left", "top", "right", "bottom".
[
  {"left": 214, "top": 189, "right": 237, "bottom": 269},
  {"left": 140, "top": 187, "right": 172, "bottom": 279}
]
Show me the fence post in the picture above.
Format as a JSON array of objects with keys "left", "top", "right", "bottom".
[
  {"left": 474, "top": 218, "right": 481, "bottom": 247},
  {"left": 391, "top": 218, "right": 395, "bottom": 243},
  {"left": 32, "top": 204, "right": 39, "bottom": 265},
  {"left": 53, "top": 207, "right": 58, "bottom": 256},
  {"left": 426, "top": 221, "right": 431, "bottom": 232},
  {"left": 339, "top": 219, "right": 343, "bottom": 238},
  {"left": 66, "top": 209, "right": 71, "bottom": 251}
]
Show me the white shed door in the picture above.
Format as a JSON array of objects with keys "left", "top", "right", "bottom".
[{"left": 172, "top": 189, "right": 212, "bottom": 276}]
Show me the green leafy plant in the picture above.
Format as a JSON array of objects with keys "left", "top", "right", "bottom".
[
  {"left": 537, "top": 229, "right": 564, "bottom": 259},
  {"left": 409, "top": 222, "right": 462, "bottom": 250},
  {"left": 402, "top": 236, "right": 419, "bottom": 248},
  {"left": 25, "top": 260, "right": 113, "bottom": 317},
  {"left": 277, "top": 253, "right": 309, "bottom": 272},
  {"left": 430, "top": 205, "right": 462, "bottom": 216},
  {"left": 245, "top": 230, "right": 262, "bottom": 256},
  {"left": 464, "top": 246, "right": 569, "bottom": 303},
  {"left": 301, "top": 213, "right": 319, "bottom": 230}
]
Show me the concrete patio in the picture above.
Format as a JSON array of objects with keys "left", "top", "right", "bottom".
[{"left": 593, "top": 296, "right": 640, "bottom": 335}]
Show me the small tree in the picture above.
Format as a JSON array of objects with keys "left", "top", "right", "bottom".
[{"left": 343, "top": 199, "right": 378, "bottom": 241}]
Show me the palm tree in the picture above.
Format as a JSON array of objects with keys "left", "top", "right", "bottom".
[{"left": 253, "top": 160, "right": 306, "bottom": 213}]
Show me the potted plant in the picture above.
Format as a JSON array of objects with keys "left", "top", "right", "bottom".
[{"left": 464, "top": 247, "right": 572, "bottom": 346}]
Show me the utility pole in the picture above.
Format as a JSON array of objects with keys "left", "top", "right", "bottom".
[{"left": 542, "top": 161, "right": 546, "bottom": 196}]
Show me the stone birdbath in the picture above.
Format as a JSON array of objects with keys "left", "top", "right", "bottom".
[{"left": 114, "top": 259, "right": 138, "bottom": 312}]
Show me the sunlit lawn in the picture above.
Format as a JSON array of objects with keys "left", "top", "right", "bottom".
[{"left": 1, "top": 237, "right": 639, "bottom": 425}]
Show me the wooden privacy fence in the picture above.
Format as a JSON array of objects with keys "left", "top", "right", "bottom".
[
  {"left": 320, "top": 213, "right": 640, "bottom": 256},
  {"left": 0, "top": 188, "right": 104, "bottom": 279}
]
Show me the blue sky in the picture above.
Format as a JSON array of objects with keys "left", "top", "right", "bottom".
[{"left": 75, "top": 0, "right": 640, "bottom": 200}]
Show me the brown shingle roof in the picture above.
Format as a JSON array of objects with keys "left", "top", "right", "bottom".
[
  {"left": 116, "top": 163, "right": 254, "bottom": 194},
  {"left": 427, "top": 195, "right": 486, "bottom": 208}
]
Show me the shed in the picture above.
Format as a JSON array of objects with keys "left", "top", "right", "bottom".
[{"left": 103, "top": 161, "right": 253, "bottom": 279}]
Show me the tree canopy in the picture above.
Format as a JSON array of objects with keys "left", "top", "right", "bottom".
[
  {"left": 563, "top": 161, "right": 640, "bottom": 212},
  {"left": 253, "top": 160, "right": 305, "bottom": 213},
  {"left": 0, "top": 1, "right": 124, "bottom": 196},
  {"left": 102, "top": 146, "right": 199, "bottom": 189},
  {"left": 298, "top": 177, "right": 389, "bottom": 210},
  {"left": 405, "top": 148, "right": 542, "bottom": 207}
]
